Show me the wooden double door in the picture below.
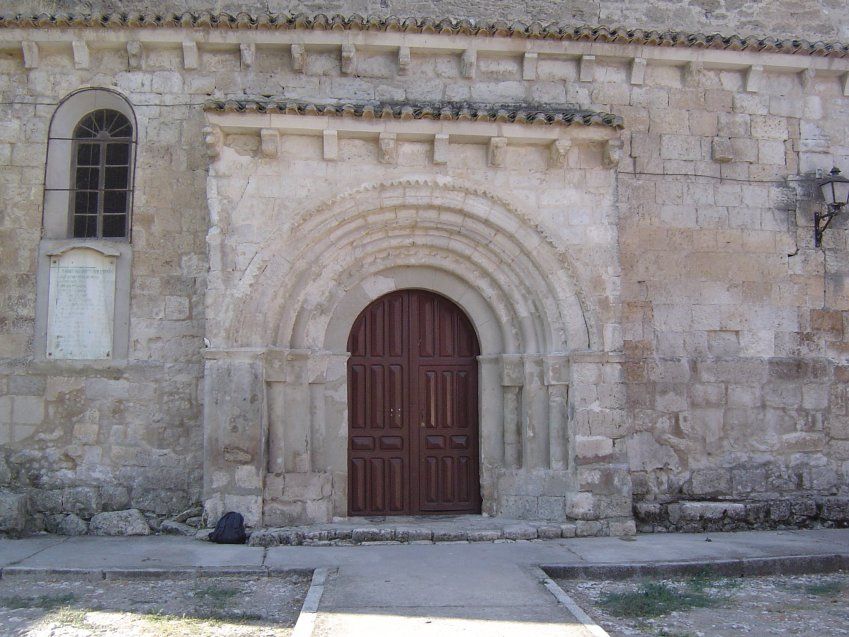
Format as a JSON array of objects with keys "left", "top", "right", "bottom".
[{"left": 347, "top": 290, "right": 481, "bottom": 516}]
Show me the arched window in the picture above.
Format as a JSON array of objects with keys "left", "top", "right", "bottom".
[
  {"left": 70, "top": 109, "right": 133, "bottom": 238},
  {"left": 42, "top": 88, "right": 137, "bottom": 241}
]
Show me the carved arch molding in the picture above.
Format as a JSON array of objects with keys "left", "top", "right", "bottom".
[{"left": 203, "top": 178, "right": 603, "bottom": 525}]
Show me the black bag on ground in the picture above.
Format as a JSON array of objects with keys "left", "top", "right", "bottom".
[{"left": 209, "top": 511, "right": 247, "bottom": 544}]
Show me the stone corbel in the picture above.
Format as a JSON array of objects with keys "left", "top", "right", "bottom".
[
  {"left": 745, "top": 64, "right": 763, "bottom": 93},
  {"left": 260, "top": 128, "right": 279, "bottom": 158},
  {"left": 801, "top": 68, "right": 816, "bottom": 91},
  {"left": 398, "top": 46, "right": 411, "bottom": 76},
  {"left": 72, "top": 40, "right": 89, "bottom": 69},
  {"left": 461, "top": 49, "right": 476, "bottom": 79},
  {"left": 341, "top": 44, "right": 356, "bottom": 75},
  {"left": 202, "top": 125, "right": 222, "bottom": 159},
  {"left": 522, "top": 52, "right": 538, "bottom": 80},
  {"left": 603, "top": 138, "right": 623, "bottom": 168},
  {"left": 240, "top": 43, "right": 256, "bottom": 68},
  {"left": 683, "top": 61, "right": 703, "bottom": 87},
  {"left": 127, "top": 41, "right": 142, "bottom": 70},
  {"left": 549, "top": 138, "right": 571, "bottom": 167},
  {"left": 579, "top": 54, "right": 595, "bottom": 82},
  {"left": 21, "top": 41, "right": 39, "bottom": 69},
  {"left": 432, "top": 133, "right": 449, "bottom": 165},
  {"left": 378, "top": 132, "right": 397, "bottom": 164},
  {"left": 488, "top": 137, "right": 508, "bottom": 168},
  {"left": 291, "top": 44, "right": 306, "bottom": 73},
  {"left": 630, "top": 57, "right": 646, "bottom": 85},
  {"left": 182, "top": 41, "right": 199, "bottom": 70},
  {"left": 323, "top": 130, "right": 339, "bottom": 161}
]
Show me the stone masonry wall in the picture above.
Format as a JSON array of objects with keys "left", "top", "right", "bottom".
[
  {"left": 618, "top": 64, "right": 849, "bottom": 530},
  {"left": 0, "top": 13, "right": 848, "bottom": 533},
  {"left": 0, "top": 44, "right": 208, "bottom": 531}
]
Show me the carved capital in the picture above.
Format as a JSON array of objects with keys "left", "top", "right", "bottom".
[
  {"left": 543, "top": 355, "right": 571, "bottom": 386},
  {"left": 501, "top": 355, "right": 525, "bottom": 387}
]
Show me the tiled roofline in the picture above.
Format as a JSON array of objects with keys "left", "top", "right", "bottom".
[
  {"left": 203, "top": 101, "right": 624, "bottom": 129},
  {"left": 1, "top": 12, "right": 847, "bottom": 58}
]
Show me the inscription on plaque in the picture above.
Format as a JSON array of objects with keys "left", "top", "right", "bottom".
[{"left": 46, "top": 247, "right": 116, "bottom": 360}]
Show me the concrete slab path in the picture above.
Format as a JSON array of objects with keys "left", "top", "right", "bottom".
[{"left": 2, "top": 529, "right": 847, "bottom": 636}]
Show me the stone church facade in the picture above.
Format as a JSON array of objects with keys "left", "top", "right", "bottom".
[{"left": 1, "top": 1, "right": 848, "bottom": 536}]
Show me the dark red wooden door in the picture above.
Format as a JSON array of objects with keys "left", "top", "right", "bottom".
[{"left": 347, "top": 290, "right": 481, "bottom": 516}]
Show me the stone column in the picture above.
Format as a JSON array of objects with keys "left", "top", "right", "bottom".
[
  {"left": 501, "top": 355, "right": 524, "bottom": 468},
  {"left": 522, "top": 354, "right": 550, "bottom": 469},
  {"left": 202, "top": 350, "right": 267, "bottom": 526},
  {"left": 545, "top": 355, "right": 571, "bottom": 471},
  {"left": 265, "top": 349, "right": 311, "bottom": 474}
]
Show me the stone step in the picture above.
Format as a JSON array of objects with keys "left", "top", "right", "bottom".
[{"left": 195, "top": 518, "right": 591, "bottom": 547}]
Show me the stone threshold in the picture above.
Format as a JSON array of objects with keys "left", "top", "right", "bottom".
[{"left": 208, "top": 515, "right": 588, "bottom": 547}]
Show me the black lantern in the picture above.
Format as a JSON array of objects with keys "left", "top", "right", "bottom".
[{"left": 815, "top": 167, "right": 849, "bottom": 247}]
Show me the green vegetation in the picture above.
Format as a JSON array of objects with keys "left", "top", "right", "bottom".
[
  {"left": 599, "top": 581, "right": 716, "bottom": 618},
  {"left": 804, "top": 581, "right": 843, "bottom": 596},
  {"left": 193, "top": 584, "right": 240, "bottom": 603},
  {"left": 1, "top": 593, "right": 76, "bottom": 610}
]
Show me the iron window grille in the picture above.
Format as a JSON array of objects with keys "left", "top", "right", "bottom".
[{"left": 69, "top": 109, "right": 134, "bottom": 239}]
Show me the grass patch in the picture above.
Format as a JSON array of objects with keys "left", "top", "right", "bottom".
[
  {"left": 193, "top": 585, "right": 240, "bottom": 603},
  {"left": 51, "top": 607, "right": 89, "bottom": 628},
  {"left": 2, "top": 593, "right": 77, "bottom": 610},
  {"left": 599, "top": 581, "right": 716, "bottom": 618},
  {"left": 805, "top": 581, "right": 843, "bottom": 596}
]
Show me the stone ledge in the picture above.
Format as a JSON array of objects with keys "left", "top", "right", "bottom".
[{"left": 635, "top": 497, "right": 849, "bottom": 533}]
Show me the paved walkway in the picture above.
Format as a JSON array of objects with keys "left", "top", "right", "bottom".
[{"left": 1, "top": 528, "right": 847, "bottom": 636}]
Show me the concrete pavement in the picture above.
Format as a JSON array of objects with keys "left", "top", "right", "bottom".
[{"left": 1, "top": 529, "right": 848, "bottom": 636}]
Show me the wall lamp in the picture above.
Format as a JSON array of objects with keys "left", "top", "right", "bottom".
[{"left": 815, "top": 167, "right": 849, "bottom": 247}]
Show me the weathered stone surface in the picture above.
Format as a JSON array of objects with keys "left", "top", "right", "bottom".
[
  {"left": 1, "top": 4, "right": 848, "bottom": 540},
  {"left": 0, "top": 491, "right": 29, "bottom": 535},
  {"left": 88, "top": 509, "right": 151, "bottom": 536},
  {"left": 49, "top": 513, "right": 88, "bottom": 536},
  {"left": 160, "top": 520, "right": 196, "bottom": 536}
]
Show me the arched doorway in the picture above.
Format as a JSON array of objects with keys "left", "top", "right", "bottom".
[{"left": 347, "top": 289, "right": 481, "bottom": 515}]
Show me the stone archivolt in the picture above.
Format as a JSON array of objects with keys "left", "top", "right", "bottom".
[{"left": 223, "top": 177, "right": 594, "bottom": 355}]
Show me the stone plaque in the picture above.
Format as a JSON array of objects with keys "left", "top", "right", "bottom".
[{"left": 46, "top": 247, "right": 117, "bottom": 360}]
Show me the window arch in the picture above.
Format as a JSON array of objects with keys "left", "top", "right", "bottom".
[
  {"left": 43, "top": 88, "right": 137, "bottom": 241},
  {"left": 70, "top": 109, "right": 133, "bottom": 238}
]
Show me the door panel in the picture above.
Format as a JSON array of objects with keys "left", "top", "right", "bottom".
[{"left": 347, "top": 290, "right": 480, "bottom": 516}]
